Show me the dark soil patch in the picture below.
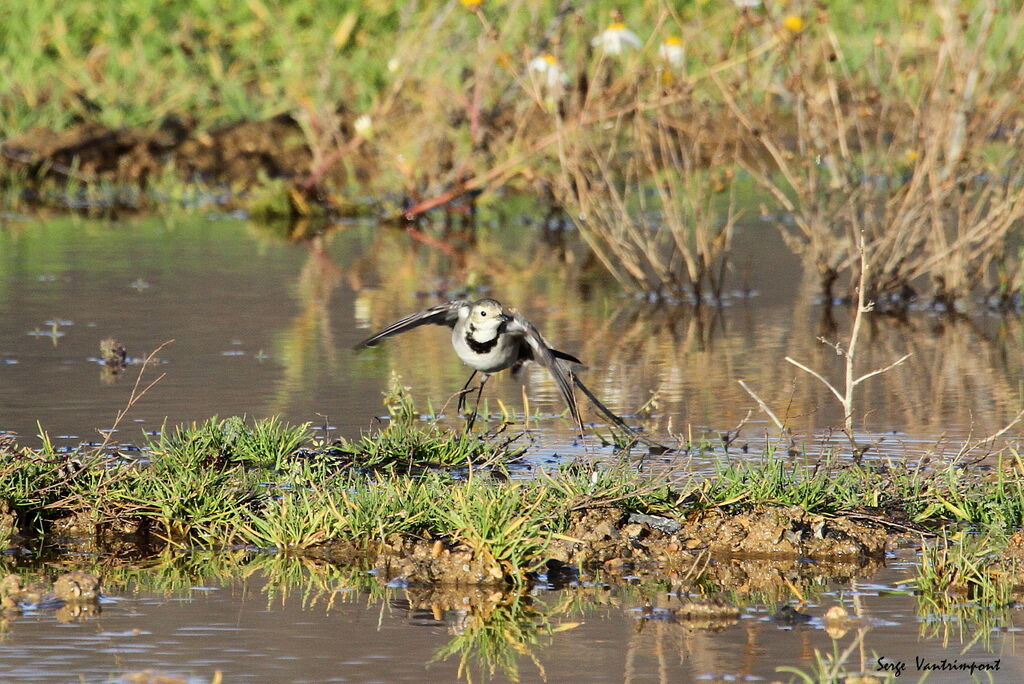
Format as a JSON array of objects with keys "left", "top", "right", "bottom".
[{"left": 2, "top": 115, "right": 330, "bottom": 192}]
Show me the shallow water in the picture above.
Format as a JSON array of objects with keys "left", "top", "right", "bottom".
[
  {"left": 0, "top": 554, "right": 1018, "bottom": 683},
  {"left": 1, "top": 212, "right": 1021, "bottom": 465},
  {"left": 2, "top": 211, "right": 1024, "bottom": 682}
]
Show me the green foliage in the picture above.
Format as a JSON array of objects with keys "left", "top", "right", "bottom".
[
  {"left": 0, "top": 0, "right": 402, "bottom": 134},
  {"left": 335, "top": 376, "right": 524, "bottom": 469},
  {"left": 151, "top": 415, "right": 310, "bottom": 469},
  {"left": 444, "top": 480, "right": 553, "bottom": 584},
  {"left": 238, "top": 485, "right": 345, "bottom": 550},
  {"left": 705, "top": 452, "right": 860, "bottom": 513},
  {"left": 6, "top": 409, "right": 1024, "bottom": 587},
  {"left": 116, "top": 442, "right": 248, "bottom": 541}
]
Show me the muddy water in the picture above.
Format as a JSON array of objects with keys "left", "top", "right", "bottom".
[
  {"left": 1, "top": 212, "right": 1021, "bottom": 463},
  {"left": 0, "top": 555, "right": 1018, "bottom": 683},
  {"left": 2, "top": 211, "right": 1024, "bottom": 682}
]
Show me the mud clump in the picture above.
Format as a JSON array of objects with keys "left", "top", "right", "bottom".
[
  {"left": 674, "top": 505, "right": 888, "bottom": 558},
  {"left": 549, "top": 505, "right": 887, "bottom": 575},
  {"left": 3, "top": 121, "right": 190, "bottom": 186},
  {"left": 309, "top": 506, "right": 889, "bottom": 587},
  {"left": 176, "top": 114, "right": 315, "bottom": 185},
  {"left": 53, "top": 570, "right": 101, "bottom": 601},
  {"left": 0, "top": 571, "right": 101, "bottom": 621}
]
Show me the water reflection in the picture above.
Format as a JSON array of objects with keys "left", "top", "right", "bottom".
[
  {"left": 0, "top": 213, "right": 1021, "bottom": 464},
  {"left": 0, "top": 551, "right": 1019, "bottom": 682}
]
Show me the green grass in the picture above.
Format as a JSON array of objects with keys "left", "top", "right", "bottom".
[
  {"left": 4, "top": 405, "right": 1024, "bottom": 585},
  {"left": 4, "top": 0, "right": 1019, "bottom": 137}
]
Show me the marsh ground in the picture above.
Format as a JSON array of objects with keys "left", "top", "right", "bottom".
[{"left": 4, "top": 1, "right": 1024, "bottom": 681}]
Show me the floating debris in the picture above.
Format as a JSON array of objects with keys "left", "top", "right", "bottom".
[{"left": 100, "top": 337, "right": 127, "bottom": 367}]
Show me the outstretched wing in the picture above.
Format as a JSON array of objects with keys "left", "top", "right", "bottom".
[
  {"left": 354, "top": 300, "right": 467, "bottom": 349},
  {"left": 506, "top": 313, "right": 582, "bottom": 433}
]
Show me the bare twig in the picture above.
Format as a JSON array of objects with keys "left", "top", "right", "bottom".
[
  {"left": 94, "top": 339, "right": 174, "bottom": 454},
  {"left": 785, "top": 235, "right": 912, "bottom": 447}
]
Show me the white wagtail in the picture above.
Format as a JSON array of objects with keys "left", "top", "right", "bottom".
[{"left": 354, "top": 298, "right": 584, "bottom": 431}]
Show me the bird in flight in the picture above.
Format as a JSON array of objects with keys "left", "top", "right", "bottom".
[{"left": 354, "top": 298, "right": 584, "bottom": 431}]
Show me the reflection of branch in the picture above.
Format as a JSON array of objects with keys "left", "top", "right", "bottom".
[{"left": 402, "top": 224, "right": 460, "bottom": 258}]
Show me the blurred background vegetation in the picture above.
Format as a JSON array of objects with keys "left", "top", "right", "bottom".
[{"left": 3, "top": 0, "right": 1024, "bottom": 309}]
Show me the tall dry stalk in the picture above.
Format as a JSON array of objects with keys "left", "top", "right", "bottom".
[
  {"left": 720, "top": 0, "right": 1024, "bottom": 311},
  {"left": 555, "top": 107, "right": 739, "bottom": 303}
]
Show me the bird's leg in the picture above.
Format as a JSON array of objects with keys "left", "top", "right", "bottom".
[
  {"left": 465, "top": 373, "right": 490, "bottom": 432},
  {"left": 456, "top": 370, "right": 479, "bottom": 415}
]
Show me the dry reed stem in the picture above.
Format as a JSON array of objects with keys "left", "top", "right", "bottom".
[{"left": 786, "top": 235, "right": 911, "bottom": 444}]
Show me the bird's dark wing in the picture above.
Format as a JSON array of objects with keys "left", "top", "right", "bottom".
[
  {"left": 506, "top": 313, "right": 582, "bottom": 433},
  {"left": 354, "top": 300, "right": 466, "bottom": 349}
]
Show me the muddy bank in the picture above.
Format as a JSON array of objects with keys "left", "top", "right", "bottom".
[
  {"left": 39, "top": 498, "right": 893, "bottom": 588},
  {"left": 2, "top": 115, "right": 342, "bottom": 213},
  {"left": 0, "top": 111, "right": 739, "bottom": 216},
  {"left": 311, "top": 504, "right": 889, "bottom": 587}
]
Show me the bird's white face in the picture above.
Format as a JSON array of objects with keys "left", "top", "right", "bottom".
[{"left": 468, "top": 299, "right": 506, "bottom": 334}]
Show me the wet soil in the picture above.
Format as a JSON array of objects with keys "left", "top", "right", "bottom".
[
  {"left": 20, "top": 498, "right": 895, "bottom": 588},
  {"left": 0, "top": 570, "right": 100, "bottom": 619},
  {"left": 0, "top": 111, "right": 746, "bottom": 215},
  {"left": 2, "top": 115, "right": 330, "bottom": 198},
  {"left": 309, "top": 504, "right": 890, "bottom": 587}
]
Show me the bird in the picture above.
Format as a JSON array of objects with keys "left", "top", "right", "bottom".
[{"left": 353, "top": 298, "right": 583, "bottom": 431}]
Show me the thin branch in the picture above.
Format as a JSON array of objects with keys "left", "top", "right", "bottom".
[
  {"left": 785, "top": 356, "right": 845, "bottom": 404},
  {"left": 94, "top": 339, "right": 174, "bottom": 453},
  {"left": 853, "top": 352, "right": 913, "bottom": 386}
]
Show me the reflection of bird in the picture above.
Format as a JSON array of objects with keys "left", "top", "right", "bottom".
[{"left": 354, "top": 298, "right": 582, "bottom": 431}]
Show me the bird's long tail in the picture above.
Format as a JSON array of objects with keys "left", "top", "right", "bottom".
[{"left": 569, "top": 372, "right": 672, "bottom": 451}]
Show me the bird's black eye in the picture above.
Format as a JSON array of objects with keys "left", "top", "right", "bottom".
[{"left": 480, "top": 311, "right": 487, "bottom": 316}]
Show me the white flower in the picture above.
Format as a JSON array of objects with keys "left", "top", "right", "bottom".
[
  {"left": 658, "top": 36, "right": 685, "bottom": 68},
  {"left": 591, "top": 22, "right": 642, "bottom": 56},
  {"left": 353, "top": 114, "right": 373, "bottom": 138},
  {"left": 387, "top": 57, "right": 400, "bottom": 73},
  {"left": 528, "top": 53, "right": 569, "bottom": 92}
]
